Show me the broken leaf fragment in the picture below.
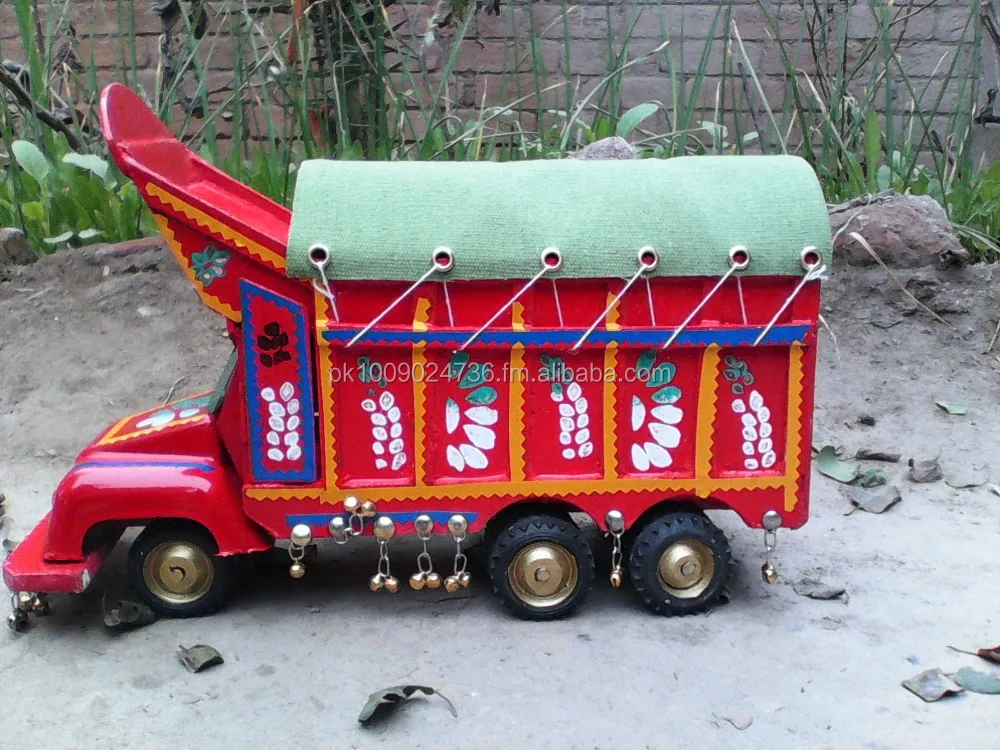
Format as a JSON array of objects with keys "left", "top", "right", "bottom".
[
  {"left": 177, "top": 644, "right": 224, "bottom": 673},
  {"left": 856, "top": 467, "right": 887, "bottom": 488},
  {"left": 908, "top": 458, "right": 943, "bottom": 484},
  {"left": 901, "top": 669, "right": 964, "bottom": 702},
  {"left": 947, "top": 644, "right": 1000, "bottom": 665},
  {"left": 102, "top": 593, "right": 158, "bottom": 632},
  {"left": 953, "top": 668, "right": 1000, "bottom": 695},
  {"left": 855, "top": 449, "right": 901, "bottom": 463},
  {"left": 721, "top": 714, "right": 753, "bottom": 730},
  {"left": 816, "top": 445, "right": 860, "bottom": 484},
  {"left": 935, "top": 401, "right": 968, "bottom": 416},
  {"left": 793, "top": 577, "right": 847, "bottom": 601},
  {"left": 358, "top": 685, "right": 457, "bottom": 726},
  {"left": 945, "top": 469, "right": 988, "bottom": 489},
  {"left": 849, "top": 485, "right": 902, "bottom": 514}
]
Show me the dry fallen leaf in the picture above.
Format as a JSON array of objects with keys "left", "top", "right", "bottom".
[
  {"left": 948, "top": 644, "right": 1000, "bottom": 665},
  {"left": 177, "top": 644, "right": 224, "bottom": 673},
  {"left": 901, "top": 669, "right": 964, "bottom": 702},
  {"left": 359, "top": 685, "right": 457, "bottom": 726}
]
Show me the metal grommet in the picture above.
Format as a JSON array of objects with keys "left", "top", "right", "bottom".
[
  {"left": 433, "top": 246, "right": 455, "bottom": 272},
  {"left": 541, "top": 247, "right": 563, "bottom": 271},
  {"left": 729, "top": 245, "right": 751, "bottom": 271},
  {"left": 800, "top": 246, "right": 822, "bottom": 271},
  {"left": 308, "top": 244, "right": 330, "bottom": 268},
  {"left": 637, "top": 246, "right": 658, "bottom": 272}
]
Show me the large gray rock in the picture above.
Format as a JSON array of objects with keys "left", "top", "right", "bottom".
[
  {"left": 0, "top": 227, "right": 35, "bottom": 266},
  {"left": 829, "top": 191, "right": 968, "bottom": 268},
  {"left": 567, "top": 136, "right": 636, "bottom": 160}
]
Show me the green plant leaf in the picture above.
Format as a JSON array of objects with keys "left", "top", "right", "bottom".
[
  {"left": 864, "top": 107, "right": 881, "bottom": 191},
  {"left": 616, "top": 102, "right": 658, "bottom": 138},
  {"left": 12, "top": 141, "right": 51, "bottom": 183},
  {"left": 465, "top": 386, "right": 497, "bottom": 405},
  {"left": 651, "top": 386, "right": 681, "bottom": 404},
  {"left": 646, "top": 362, "right": 676, "bottom": 388},
  {"left": 636, "top": 350, "right": 656, "bottom": 380},
  {"left": 78, "top": 228, "right": 103, "bottom": 240},
  {"left": 21, "top": 201, "right": 44, "bottom": 221},
  {"left": 43, "top": 231, "right": 74, "bottom": 245},
  {"left": 62, "top": 152, "right": 110, "bottom": 181}
]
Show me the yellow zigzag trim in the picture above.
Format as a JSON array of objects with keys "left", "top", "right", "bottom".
[
  {"left": 146, "top": 183, "right": 286, "bottom": 270},
  {"left": 155, "top": 214, "right": 241, "bottom": 322},
  {"left": 413, "top": 345, "right": 429, "bottom": 486},
  {"left": 509, "top": 346, "right": 526, "bottom": 482},
  {"left": 695, "top": 345, "right": 720, "bottom": 480},
  {"left": 316, "top": 294, "right": 339, "bottom": 487},
  {"left": 97, "top": 415, "right": 210, "bottom": 446},
  {"left": 602, "top": 345, "right": 619, "bottom": 479},
  {"left": 783, "top": 343, "right": 806, "bottom": 511}
]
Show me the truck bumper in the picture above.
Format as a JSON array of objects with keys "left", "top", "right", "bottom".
[{"left": 3, "top": 513, "right": 118, "bottom": 594}]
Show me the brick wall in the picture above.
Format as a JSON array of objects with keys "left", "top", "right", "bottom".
[{"left": 0, "top": 1, "right": 983, "bottom": 146}]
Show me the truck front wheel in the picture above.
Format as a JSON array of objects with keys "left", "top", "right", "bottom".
[{"left": 128, "top": 522, "right": 236, "bottom": 618}]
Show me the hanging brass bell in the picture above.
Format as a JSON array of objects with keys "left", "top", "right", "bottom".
[
  {"left": 425, "top": 572, "right": 442, "bottom": 589},
  {"left": 447, "top": 514, "right": 468, "bottom": 537},
  {"left": 289, "top": 562, "right": 306, "bottom": 579},
  {"left": 384, "top": 576, "right": 401, "bottom": 593},
  {"left": 361, "top": 501, "right": 377, "bottom": 518},
  {"left": 444, "top": 575, "right": 460, "bottom": 593},
  {"left": 369, "top": 573, "right": 386, "bottom": 592},
  {"left": 343, "top": 496, "right": 360, "bottom": 514},
  {"left": 457, "top": 571, "right": 471, "bottom": 588},
  {"left": 610, "top": 570, "right": 623, "bottom": 588},
  {"left": 761, "top": 562, "right": 778, "bottom": 584},
  {"left": 410, "top": 572, "right": 427, "bottom": 590}
]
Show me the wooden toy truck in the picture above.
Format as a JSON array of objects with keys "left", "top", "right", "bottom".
[{"left": 4, "top": 83, "right": 830, "bottom": 629}]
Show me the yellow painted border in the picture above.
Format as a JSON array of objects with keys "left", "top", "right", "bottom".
[
  {"left": 695, "top": 345, "right": 720, "bottom": 479},
  {"left": 97, "top": 415, "right": 211, "bottom": 447},
  {"left": 155, "top": 214, "right": 242, "bottom": 321},
  {"left": 145, "top": 183, "right": 286, "bottom": 270},
  {"left": 413, "top": 345, "right": 429, "bottom": 486},
  {"left": 509, "top": 347, "right": 527, "bottom": 482},
  {"left": 783, "top": 343, "right": 805, "bottom": 511},
  {"left": 316, "top": 290, "right": 340, "bottom": 487},
  {"left": 602, "top": 345, "right": 619, "bottom": 480}
]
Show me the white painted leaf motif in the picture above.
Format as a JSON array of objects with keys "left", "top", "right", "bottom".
[
  {"left": 560, "top": 417, "right": 575, "bottom": 432},
  {"left": 644, "top": 442, "right": 672, "bottom": 468},
  {"left": 460, "top": 444, "right": 489, "bottom": 469},
  {"left": 575, "top": 428, "right": 591, "bottom": 445},
  {"left": 178, "top": 408, "right": 200, "bottom": 418},
  {"left": 742, "top": 441, "right": 755, "bottom": 456},
  {"left": 268, "top": 416, "right": 285, "bottom": 431},
  {"left": 575, "top": 397, "right": 588, "bottom": 415},
  {"left": 372, "top": 442, "right": 385, "bottom": 455},
  {"left": 391, "top": 453, "right": 406, "bottom": 471},
  {"left": 446, "top": 398, "right": 460, "bottom": 434},
  {"left": 631, "top": 396, "right": 646, "bottom": 431},
  {"left": 267, "top": 448, "right": 284, "bottom": 461},
  {"left": 562, "top": 448, "right": 576, "bottom": 460},
  {"left": 742, "top": 426, "right": 758, "bottom": 442},
  {"left": 579, "top": 442, "right": 594, "bottom": 458},
  {"left": 550, "top": 390, "right": 564, "bottom": 403},
  {"left": 287, "top": 399, "right": 300, "bottom": 416},
  {"left": 284, "top": 432, "right": 299, "bottom": 447},
  {"left": 651, "top": 405, "right": 683, "bottom": 425},
  {"left": 375, "top": 458, "right": 388, "bottom": 470},
  {"left": 286, "top": 445, "right": 302, "bottom": 461},
  {"left": 731, "top": 399, "right": 746, "bottom": 414},
  {"left": 559, "top": 431, "right": 572, "bottom": 446},
  {"left": 567, "top": 382, "right": 582, "bottom": 401},
  {"left": 464, "top": 425, "right": 496, "bottom": 450},
  {"left": 261, "top": 387, "right": 276, "bottom": 402},
  {"left": 287, "top": 416, "right": 301, "bottom": 433},
  {"left": 280, "top": 382, "right": 295, "bottom": 401},
  {"left": 649, "top": 422, "right": 681, "bottom": 449},
  {"left": 749, "top": 390, "right": 764, "bottom": 411},
  {"left": 757, "top": 407, "right": 771, "bottom": 423},
  {"left": 137, "top": 411, "right": 176, "bottom": 429},
  {"left": 371, "top": 413, "right": 387, "bottom": 426},
  {"left": 387, "top": 406, "right": 401, "bottom": 423},
  {"left": 389, "top": 438, "right": 404, "bottom": 455},
  {"left": 269, "top": 402, "right": 286, "bottom": 417},
  {"left": 631, "top": 444, "right": 650, "bottom": 471},
  {"left": 266, "top": 431, "right": 280, "bottom": 446},
  {"left": 372, "top": 427, "right": 388, "bottom": 441},
  {"left": 758, "top": 438, "right": 773, "bottom": 453},
  {"left": 446, "top": 445, "right": 465, "bottom": 472},
  {"left": 759, "top": 423, "right": 773, "bottom": 439},
  {"left": 559, "top": 404, "right": 575, "bottom": 418},
  {"left": 577, "top": 414, "right": 589, "bottom": 429},
  {"left": 390, "top": 423, "right": 403, "bottom": 439},
  {"left": 379, "top": 392, "right": 395, "bottom": 410},
  {"left": 465, "top": 407, "right": 499, "bottom": 426},
  {"left": 741, "top": 413, "right": 758, "bottom": 428},
  {"left": 745, "top": 458, "right": 760, "bottom": 470},
  {"left": 762, "top": 450, "right": 777, "bottom": 468},
  {"left": 361, "top": 399, "right": 377, "bottom": 413}
]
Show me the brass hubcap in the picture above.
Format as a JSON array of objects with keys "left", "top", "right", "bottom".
[
  {"left": 657, "top": 540, "right": 715, "bottom": 599},
  {"left": 144, "top": 541, "right": 214, "bottom": 604},
  {"left": 508, "top": 543, "right": 579, "bottom": 608}
]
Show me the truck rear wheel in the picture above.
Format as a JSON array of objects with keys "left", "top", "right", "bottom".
[
  {"left": 488, "top": 514, "right": 595, "bottom": 621},
  {"left": 127, "top": 522, "right": 236, "bottom": 618},
  {"left": 628, "top": 512, "right": 731, "bottom": 616}
]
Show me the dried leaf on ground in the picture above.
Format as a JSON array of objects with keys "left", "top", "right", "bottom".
[
  {"left": 849, "top": 485, "right": 902, "bottom": 514},
  {"left": 989, "top": 484, "right": 1000, "bottom": 498},
  {"left": 793, "top": 577, "right": 847, "bottom": 601},
  {"left": 856, "top": 415, "right": 877, "bottom": 426},
  {"left": 948, "top": 644, "right": 1000, "bottom": 665},
  {"left": 855, "top": 449, "right": 901, "bottom": 463},
  {"left": 359, "top": 685, "right": 457, "bottom": 726},
  {"left": 908, "top": 458, "right": 943, "bottom": 483},
  {"left": 721, "top": 714, "right": 753, "bottom": 730},
  {"left": 935, "top": 401, "right": 968, "bottom": 416},
  {"left": 857, "top": 467, "right": 888, "bottom": 488},
  {"left": 953, "top": 668, "right": 1000, "bottom": 695},
  {"left": 177, "top": 644, "right": 224, "bottom": 673},
  {"left": 901, "top": 669, "right": 964, "bottom": 702},
  {"left": 102, "top": 594, "right": 158, "bottom": 632},
  {"left": 946, "top": 470, "right": 988, "bottom": 489},
  {"left": 816, "top": 445, "right": 860, "bottom": 484}
]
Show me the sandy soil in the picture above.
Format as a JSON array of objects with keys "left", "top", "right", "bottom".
[{"left": 1, "top": 245, "right": 999, "bottom": 749}]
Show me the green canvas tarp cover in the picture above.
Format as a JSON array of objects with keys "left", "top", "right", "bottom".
[{"left": 286, "top": 154, "right": 831, "bottom": 282}]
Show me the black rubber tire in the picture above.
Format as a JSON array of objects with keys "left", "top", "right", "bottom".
[
  {"left": 628, "top": 512, "right": 732, "bottom": 616},
  {"left": 127, "top": 522, "right": 237, "bottom": 618},
  {"left": 488, "top": 514, "right": 595, "bottom": 621}
]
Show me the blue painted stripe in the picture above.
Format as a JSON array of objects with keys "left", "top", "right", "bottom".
[
  {"left": 72, "top": 460, "right": 216, "bottom": 472},
  {"left": 322, "top": 324, "right": 809, "bottom": 348},
  {"left": 287, "top": 511, "right": 480, "bottom": 529}
]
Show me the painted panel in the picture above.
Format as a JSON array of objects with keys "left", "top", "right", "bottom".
[{"left": 241, "top": 280, "right": 317, "bottom": 483}]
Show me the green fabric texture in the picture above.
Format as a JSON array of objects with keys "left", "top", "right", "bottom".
[{"left": 286, "top": 154, "right": 831, "bottom": 281}]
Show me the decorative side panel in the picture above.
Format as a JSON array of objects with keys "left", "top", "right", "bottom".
[{"left": 241, "top": 280, "right": 317, "bottom": 483}]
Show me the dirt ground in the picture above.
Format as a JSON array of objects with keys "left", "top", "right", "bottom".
[{"left": 1, "top": 244, "right": 999, "bottom": 749}]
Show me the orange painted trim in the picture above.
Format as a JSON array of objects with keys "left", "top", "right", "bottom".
[
  {"left": 96, "top": 415, "right": 211, "bottom": 447},
  {"left": 315, "top": 290, "right": 339, "bottom": 488},
  {"left": 602, "top": 345, "right": 619, "bottom": 480},
  {"left": 695, "top": 345, "right": 720, "bottom": 480},
  {"left": 783, "top": 343, "right": 805, "bottom": 511},
  {"left": 509, "top": 346, "right": 527, "bottom": 482}
]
